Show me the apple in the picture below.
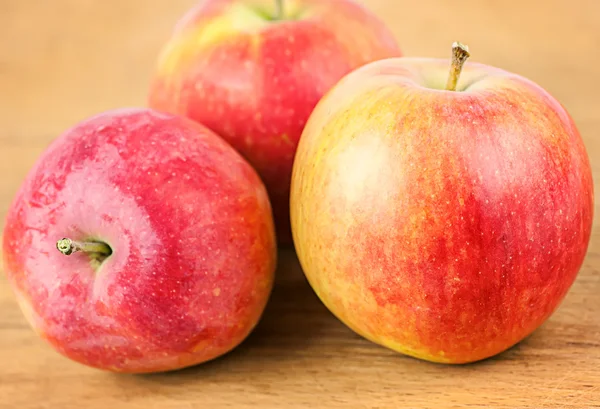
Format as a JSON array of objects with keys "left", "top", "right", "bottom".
[
  {"left": 147, "top": 0, "right": 402, "bottom": 244},
  {"left": 290, "top": 43, "right": 594, "bottom": 364},
  {"left": 2, "top": 108, "right": 277, "bottom": 373}
]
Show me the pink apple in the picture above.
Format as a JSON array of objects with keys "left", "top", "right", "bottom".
[
  {"left": 290, "top": 43, "right": 594, "bottom": 363},
  {"left": 148, "top": 0, "right": 402, "bottom": 244},
  {"left": 2, "top": 108, "right": 277, "bottom": 373}
]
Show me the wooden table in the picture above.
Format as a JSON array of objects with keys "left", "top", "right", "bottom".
[{"left": 1, "top": 1, "right": 599, "bottom": 407}]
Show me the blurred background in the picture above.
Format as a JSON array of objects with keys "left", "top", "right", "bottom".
[
  {"left": 2, "top": 0, "right": 598, "bottom": 136},
  {"left": 0, "top": 0, "right": 599, "bottom": 407}
]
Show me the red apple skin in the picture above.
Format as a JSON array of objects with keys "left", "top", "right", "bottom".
[
  {"left": 290, "top": 58, "right": 594, "bottom": 364},
  {"left": 2, "top": 108, "right": 277, "bottom": 373},
  {"left": 147, "top": 0, "right": 402, "bottom": 244}
]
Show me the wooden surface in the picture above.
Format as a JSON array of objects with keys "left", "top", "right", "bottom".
[{"left": 1, "top": 1, "right": 599, "bottom": 408}]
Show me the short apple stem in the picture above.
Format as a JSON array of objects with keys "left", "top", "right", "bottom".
[
  {"left": 56, "top": 238, "right": 112, "bottom": 258},
  {"left": 275, "top": 0, "right": 283, "bottom": 19},
  {"left": 445, "top": 42, "right": 470, "bottom": 91}
]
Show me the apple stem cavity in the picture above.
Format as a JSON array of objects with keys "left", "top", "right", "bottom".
[
  {"left": 445, "top": 42, "right": 470, "bottom": 91},
  {"left": 275, "top": 0, "right": 283, "bottom": 20},
  {"left": 56, "top": 238, "right": 112, "bottom": 261}
]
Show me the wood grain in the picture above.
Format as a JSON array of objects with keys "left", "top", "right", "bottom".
[{"left": 1, "top": 1, "right": 599, "bottom": 408}]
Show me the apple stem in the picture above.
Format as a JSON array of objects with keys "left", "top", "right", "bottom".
[
  {"left": 275, "top": 0, "right": 283, "bottom": 19},
  {"left": 56, "top": 238, "right": 112, "bottom": 258},
  {"left": 445, "top": 42, "right": 470, "bottom": 91}
]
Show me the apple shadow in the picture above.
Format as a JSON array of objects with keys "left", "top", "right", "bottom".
[
  {"left": 132, "top": 248, "right": 335, "bottom": 383},
  {"left": 428, "top": 325, "right": 546, "bottom": 372},
  {"left": 239, "top": 248, "right": 333, "bottom": 349}
]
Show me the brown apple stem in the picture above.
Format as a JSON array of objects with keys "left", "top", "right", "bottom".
[
  {"left": 56, "top": 238, "right": 112, "bottom": 258},
  {"left": 275, "top": 0, "right": 283, "bottom": 19},
  {"left": 445, "top": 42, "right": 470, "bottom": 91}
]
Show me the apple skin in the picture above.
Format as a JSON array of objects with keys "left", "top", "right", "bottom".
[
  {"left": 290, "top": 57, "right": 594, "bottom": 364},
  {"left": 147, "top": 0, "right": 402, "bottom": 244},
  {"left": 2, "top": 108, "right": 277, "bottom": 373}
]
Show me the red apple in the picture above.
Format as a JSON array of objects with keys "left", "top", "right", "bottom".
[
  {"left": 148, "top": 0, "right": 402, "bottom": 244},
  {"left": 2, "top": 108, "right": 277, "bottom": 373},
  {"left": 290, "top": 43, "right": 594, "bottom": 364}
]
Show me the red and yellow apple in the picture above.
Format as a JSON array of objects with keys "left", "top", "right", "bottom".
[
  {"left": 148, "top": 0, "right": 402, "bottom": 244},
  {"left": 2, "top": 108, "right": 277, "bottom": 373},
  {"left": 290, "top": 43, "right": 594, "bottom": 364}
]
